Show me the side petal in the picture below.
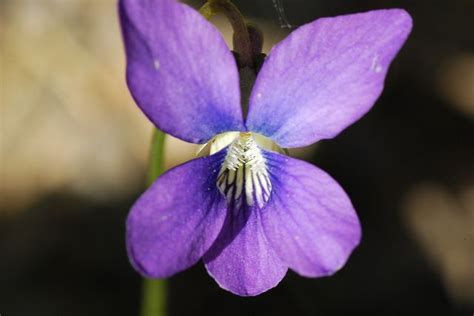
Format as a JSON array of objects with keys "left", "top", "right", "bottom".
[
  {"left": 127, "top": 150, "right": 228, "bottom": 278},
  {"left": 246, "top": 9, "right": 412, "bottom": 147},
  {"left": 119, "top": 0, "right": 244, "bottom": 144},
  {"left": 261, "top": 151, "right": 361, "bottom": 277},
  {"left": 203, "top": 205, "right": 288, "bottom": 296}
]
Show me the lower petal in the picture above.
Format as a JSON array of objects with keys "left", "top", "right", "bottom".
[
  {"left": 127, "top": 151, "right": 228, "bottom": 278},
  {"left": 262, "top": 151, "right": 361, "bottom": 277},
  {"left": 203, "top": 205, "right": 288, "bottom": 296}
]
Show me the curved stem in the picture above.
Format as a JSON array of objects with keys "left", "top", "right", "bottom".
[
  {"left": 198, "top": 2, "right": 215, "bottom": 19},
  {"left": 199, "top": 0, "right": 253, "bottom": 67}
]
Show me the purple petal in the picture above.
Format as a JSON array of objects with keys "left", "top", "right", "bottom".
[
  {"left": 119, "top": 0, "right": 245, "bottom": 144},
  {"left": 246, "top": 9, "right": 412, "bottom": 147},
  {"left": 127, "top": 151, "right": 228, "bottom": 278},
  {"left": 204, "top": 205, "right": 288, "bottom": 296},
  {"left": 261, "top": 150, "right": 361, "bottom": 277}
]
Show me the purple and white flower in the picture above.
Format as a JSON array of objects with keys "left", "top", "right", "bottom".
[{"left": 120, "top": 0, "right": 412, "bottom": 296}]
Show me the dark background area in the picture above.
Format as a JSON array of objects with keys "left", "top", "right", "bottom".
[{"left": 1, "top": 0, "right": 473, "bottom": 315}]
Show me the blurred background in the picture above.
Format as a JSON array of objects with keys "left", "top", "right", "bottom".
[{"left": 1, "top": 0, "right": 473, "bottom": 315}]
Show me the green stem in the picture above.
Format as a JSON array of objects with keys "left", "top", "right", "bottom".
[
  {"left": 146, "top": 129, "right": 166, "bottom": 186},
  {"left": 141, "top": 279, "right": 167, "bottom": 316},
  {"left": 141, "top": 129, "right": 167, "bottom": 316}
]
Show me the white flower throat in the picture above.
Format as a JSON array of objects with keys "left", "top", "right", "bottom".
[{"left": 199, "top": 132, "right": 283, "bottom": 208}]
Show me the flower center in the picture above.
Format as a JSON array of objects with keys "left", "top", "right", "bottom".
[
  {"left": 198, "top": 131, "right": 281, "bottom": 209},
  {"left": 217, "top": 132, "right": 271, "bottom": 208}
]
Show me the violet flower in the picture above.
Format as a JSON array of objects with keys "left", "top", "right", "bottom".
[{"left": 120, "top": 0, "right": 412, "bottom": 296}]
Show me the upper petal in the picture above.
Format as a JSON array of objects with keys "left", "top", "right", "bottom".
[
  {"left": 119, "top": 0, "right": 245, "bottom": 144},
  {"left": 203, "top": 204, "right": 288, "bottom": 296},
  {"left": 261, "top": 150, "right": 361, "bottom": 277},
  {"left": 127, "top": 150, "right": 228, "bottom": 278},
  {"left": 246, "top": 9, "right": 412, "bottom": 147}
]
